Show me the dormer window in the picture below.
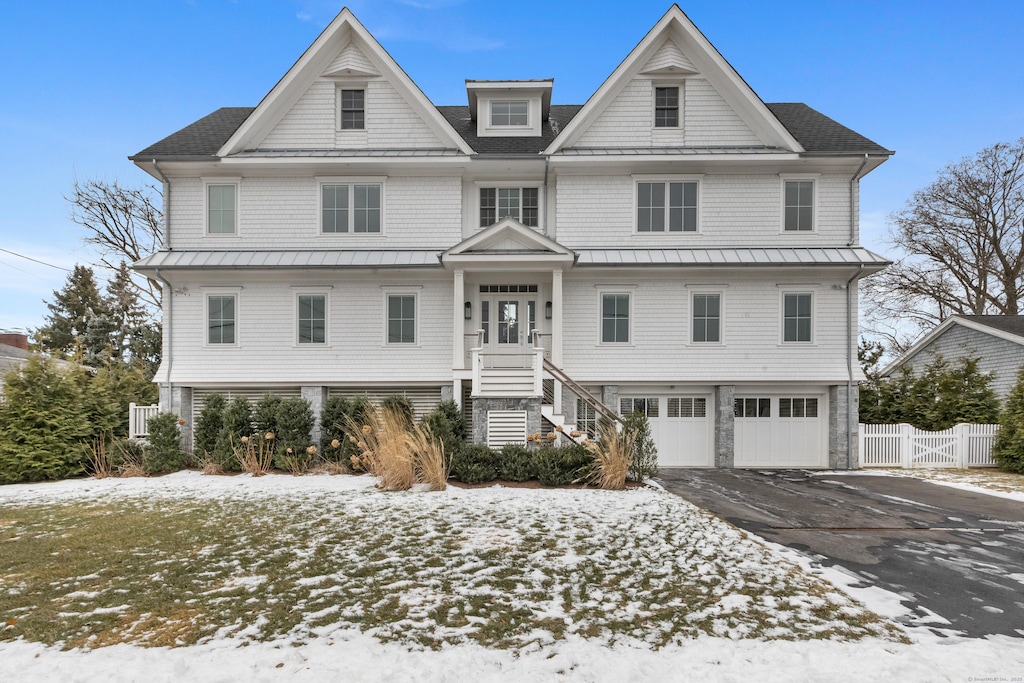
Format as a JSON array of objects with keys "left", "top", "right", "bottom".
[{"left": 491, "top": 100, "right": 528, "bottom": 126}]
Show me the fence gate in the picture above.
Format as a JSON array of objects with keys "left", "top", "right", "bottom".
[{"left": 859, "top": 423, "right": 998, "bottom": 468}]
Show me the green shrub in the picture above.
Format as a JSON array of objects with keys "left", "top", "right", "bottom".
[
  {"left": 194, "top": 393, "right": 226, "bottom": 459},
  {"left": 449, "top": 444, "right": 498, "bottom": 484},
  {"left": 144, "top": 412, "right": 185, "bottom": 475},
  {"left": 534, "top": 444, "right": 594, "bottom": 486},
  {"left": 498, "top": 443, "right": 535, "bottom": 481},
  {"left": 320, "top": 396, "right": 371, "bottom": 465},
  {"left": 420, "top": 400, "right": 466, "bottom": 460},
  {"left": 381, "top": 395, "right": 415, "bottom": 429},
  {"left": 252, "top": 394, "right": 283, "bottom": 438},
  {"left": 993, "top": 367, "right": 1024, "bottom": 473},
  {"left": 213, "top": 397, "right": 253, "bottom": 470},
  {"left": 623, "top": 411, "right": 658, "bottom": 481},
  {"left": 273, "top": 397, "right": 315, "bottom": 471}
]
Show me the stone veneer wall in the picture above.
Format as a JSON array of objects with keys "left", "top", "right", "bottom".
[{"left": 471, "top": 397, "right": 542, "bottom": 445}]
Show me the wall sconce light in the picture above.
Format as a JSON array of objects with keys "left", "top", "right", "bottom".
[
  {"left": 464, "top": 301, "right": 473, "bottom": 320},
  {"left": 545, "top": 301, "right": 553, "bottom": 319}
]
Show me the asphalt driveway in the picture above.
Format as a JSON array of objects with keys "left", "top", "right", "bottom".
[{"left": 658, "top": 469, "right": 1024, "bottom": 638}]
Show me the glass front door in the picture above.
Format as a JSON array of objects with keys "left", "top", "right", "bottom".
[{"left": 482, "top": 294, "right": 536, "bottom": 367}]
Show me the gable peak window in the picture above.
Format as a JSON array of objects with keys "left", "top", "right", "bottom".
[
  {"left": 479, "top": 187, "right": 539, "bottom": 227},
  {"left": 491, "top": 100, "right": 528, "bottom": 126},
  {"left": 637, "top": 180, "right": 697, "bottom": 232},
  {"left": 654, "top": 86, "right": 679, "bottom": 128},
  {"left": 784, "top": 179, "right": 814, "bottom": 231},
  {"left": 340, "top": 88, "right": 365, "bottom": 130}
]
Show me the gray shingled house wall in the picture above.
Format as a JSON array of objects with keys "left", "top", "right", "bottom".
[{"left": 899, "top": 325, "right": 1024, "bottom": 400}]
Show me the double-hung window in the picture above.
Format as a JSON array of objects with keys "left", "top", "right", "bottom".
[
  {"left": 387, "top": 294, "right": 416, "bottom": 345},
  {"left": 207, "top": 294, "right": 236, "bottom": 345},
  {"left": 692, "top": 293, "right": 721, "bottom": 343},
  {"left": 601, "top": 293, "right": 630, "bottom": 344},
  {"left": 297, "top": 294, "right": 326, "bottom": 345},
  {"left": 654, "top": 86, "right": 679, "bottom": 127},
  {"left": 783, "top": 292, "right": 813, "bottom": 343},
  {"left": 479, "top": 187, "right": 539, "bottom": 227},
  {"left": 339, "top": 89, "right": 365, "bottom": 130},
  {"left": 322, "top": 183, "right": 382, "bottom": 233},
  {"left": 207, "top": 184, "right": 236, "bottom": 235},
  {"left": 637, "top": 180, "right": 697, "bottom": 232},
  {"left": 783, "top": 179, "right": 814, "bottom": 231}
]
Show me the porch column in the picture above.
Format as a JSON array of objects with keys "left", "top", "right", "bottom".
[
  {"left": 452, "top": 269, "right": 465, "bottom": 370},
  {"left": 551, "top": 268, "right": 564, "bottom": 411}
]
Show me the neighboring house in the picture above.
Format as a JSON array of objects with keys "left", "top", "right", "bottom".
[
  {"left": 130, "top": 6, "right": 892, "bottom": 468},
  {"left": 0, "top": 333, "right": 75, "bottom": 394},
  {"left": 883, "top": 316, "right": 1024, "bottom": 400}
]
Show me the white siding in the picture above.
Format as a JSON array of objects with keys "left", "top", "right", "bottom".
[
  {"left": 161, "top": 272, "right": 452, "bottom": 386},
  {"left": 168, "top": 175, "right": 462, "bottom": 250},
  {"left": 642, "top": 39, "right": 697, "bottom": 73},
  {"left": 259, "top": 80, "right": 444, "bottom": 150},
  {"left": 324, "top": 44, "right": 377, "bottom": 76},
  {"left": 560, "top": 272, "right": 852, "bottom": 384},
  {"left": 555, "top": 173, "right": 853, "bottom": 248},
  {"left": 900, "top": 325, "right": 1024, "bottom": 400},
  {"left": 684, "top": 79, "right": 760, "bottom": 147},
  {"left": 575, "top": 79, "right": 652, "bottom": 147}
]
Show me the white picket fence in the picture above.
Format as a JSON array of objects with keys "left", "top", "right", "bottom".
[
  {"left": 859, "top": 423, "right": 999, "bottom": 468},
  {"left": 128, "top": 402, "right": 160, "bottom": 439}
]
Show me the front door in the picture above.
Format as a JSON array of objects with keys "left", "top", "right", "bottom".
[{"left": 482, "top": 295, "right": 537, "bottom": 368}]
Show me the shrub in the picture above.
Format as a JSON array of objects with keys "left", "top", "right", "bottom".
[
  {"left": 320, "top": 395, "right": 371, "bottom": 464},
  {"left": 252, "top": 394, "right": 282, "bottom": 438},
  {"left": 194, "top": 393, "right": 226, "bottom": 459},
  {"left": 273, "top": 397, "right": 315, "bottom": 472},
  {"left": 586, "top": 422, "right": 634, "bottom": 490},
  {"left": 213, "top": 397, "right": 253, "bottom": 470},
  {"left": 623, "top": 411, "right": 658, "bottom": 481},
  {"left": 993, "top": 367, "right": 1024, "bottom": 473},
  {"left": 144, "top": 412, "right": 185, "bottom": 475},
  {"left": 498, "top": 443, "right": 535, "bottom": 481},
  {"left": 449, "top": 444, "right": 498, "bottom": 484},
  {"left": 534, "top": 444, "right": 594, "bottom": 486},
  {"left": 420, "top": 400, "right": 466, "bottom": 459}
]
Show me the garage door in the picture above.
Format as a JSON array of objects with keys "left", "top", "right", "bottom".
[
  {"left": 620, "top": 395, "right": 713, "bottom": 467},
  {"left": 733, "top": 395, "right": 826, "bottom": 468}
]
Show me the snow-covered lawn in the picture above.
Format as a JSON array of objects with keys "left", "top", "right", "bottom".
[
  {"left": 1, "top": 472, "right": 1022, "bottom": 681},
  {"left": 861, "top": 467, "right": 1024, "bottom": 502}
]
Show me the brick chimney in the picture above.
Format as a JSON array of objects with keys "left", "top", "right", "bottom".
[{"left": 0, "top": 333, "right": 29, "bottom": 350}]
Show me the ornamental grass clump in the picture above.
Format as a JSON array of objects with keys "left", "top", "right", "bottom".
[
  {"left": 346, "top": 404, "right": 416, "bottom": 491},
  {"left": 233, "top": 432, "right": 275, "bottom": 476},
  {"left": 406, "top": 422, "right": 448, "bottom": 491},
  {"left": 585, "top": 421, "right": 634, "bottom": 490}
]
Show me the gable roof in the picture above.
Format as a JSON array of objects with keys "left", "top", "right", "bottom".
[
  {"left": 217, "top": 9, "right": 472, "bottom": 156},
  {"left": 544, "top": 5, "right": 803, "bottom": 155},
  {"left": 441, "top": 218, "right": 575, "bottom": 269},
  {"left": 766, "top": 103, "right": 892, "bottom": 155},
  {"left": 883, "top": 315, "right": 1024, "bottom": 376},
  {"left": 130, "top": 108, "right": 253, "bottom": 161},
  {"left": 437, "top": 105, "right": 583, "bottom": 155}
]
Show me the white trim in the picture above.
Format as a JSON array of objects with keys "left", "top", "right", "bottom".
[
  {"left": 476, "top": 94, "right": 543, "bottom": 138},
  {"left": 779, "top": 174, "right": 820, "bottom": 234},
  {"left": 597, "top": 289, "right": 633, "bottom": 346},
  {"left": 473, "top": 182, "right": 545, "bottom": 231},
  {"left": 202, "top": 178, "right": 240, "bottom": 237},
  {"left": 779, "top": 288, "right": 815, "bottom": 345},
  {"left": 335, "top": 83, "right": 368, "bottom": 132},
  {"left": 293, "top": 289, "right": 331, "bottom": 348},
  {"left": 631, "top": 175, "right": 703, "bottom": 235},
  {"left": 651, "top": 81, "right": 683, "bottom": 130},
  {"left": 203, "top": 289, "right": 241, "bottom": 348},
  {"left": 316, "top": 177, "right": 387, "bottom": 235},
  {"left": 383, "top": 289, "right": 419, "bottom": 347},
  {"left": 689, "top": 289, "right": 724, "bottom": 345}
]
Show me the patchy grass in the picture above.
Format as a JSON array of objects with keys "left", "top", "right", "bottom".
[
  {"left": 885, "top": 467, "right": 1024, "bottom": 496},
  {"left": 0, "top": 474, "right": 905, "bottom": 651}
]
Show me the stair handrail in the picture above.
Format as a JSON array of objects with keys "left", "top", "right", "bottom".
[{"left": 542, "top": 357, "right": 622, "bottom": 426}]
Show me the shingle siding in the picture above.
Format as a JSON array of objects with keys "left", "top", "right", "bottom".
[{"left": 900, "top": 325, "right": 1024, "bottom": 399}]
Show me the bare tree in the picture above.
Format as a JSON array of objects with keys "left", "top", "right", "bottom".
[
  {"left": 66, "top": 178, "right": 163, "bottom": 311},
  {"left": 864, "top": 138, "right": 1024, "bottom": 352}
]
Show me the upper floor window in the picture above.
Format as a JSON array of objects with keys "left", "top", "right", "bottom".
[
  {"left": 387, "top": 294, "right": 416, "bottom": 345},
  {"left": 491, "top": 100, "right": 528, "bottom": 126},
  {"left": 207, "top": 184, "right": 236, "bottom": 235},
  {"left": 322, "top": 183, "right": 382, "bottom": 233},
  {"left": 601, "top": 293, "right": 630, "bottom": 344},
  {"left": 207, "top": 294, "right": 236, "bottom": 345},
  {"left": 340, "top": 89, "right": 365, "bottom": 130},
  {"left": 654, "top": 86, "right": 679, "bottom": 127},
  {"left": 783, "top": 179, "right": 814, "bottom": 231},
  {"left": 480, "top": 187, "right": 539, "bottom": 227},
  {"left": 692, "top": 293, "right": 721, "bottom": 343},
  {"left": 782, "top": 292, "right": 813, "bottom": 343},
  {"left": 637, "top": 181, "right": 697, "bottom": 232},
  {"left": 297, "top": 294, "right": 326, "bottom": 345}
]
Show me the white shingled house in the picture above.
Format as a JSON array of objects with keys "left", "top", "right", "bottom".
[{"left": 131, "top": 5, "right": 892, "bottom": 468}]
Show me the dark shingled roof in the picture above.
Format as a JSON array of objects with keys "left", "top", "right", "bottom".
[
  {"left": 436, "top": 105, "right": 584, "bottom": 155},
  {"left": 132, "top": 102, "right": 890, "bottom": 159},
  {"left": 956, "top": 315, "right": 1024, "bottom": 339},
  {"left": 766, "top": 103, "right": 892, "bottom": 155},
  {"left": 130, "top": 107, "right": 254, "bottom": 160}
]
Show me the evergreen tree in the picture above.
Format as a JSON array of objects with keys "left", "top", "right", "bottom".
[
  {"left": 993, "top": 367, "right": 1024, "bottom": 473},
  {"left": 34, "top": 265, "right": 111, "bottom": 363}
]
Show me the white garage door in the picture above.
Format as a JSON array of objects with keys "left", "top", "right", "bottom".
[
  {"left": 620, "top": 395, "right": 713, "bottom": 467},
  {"left": 733, "top": 395, "right": 826, "bottom": 468}
]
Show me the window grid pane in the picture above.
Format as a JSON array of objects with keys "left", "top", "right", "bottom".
[
  {"left": 208, "top": 295, "right": 236, "bottom": 344},
  {"left": 601, "top": 294, "right": 630, "bottom": 343},
  {"left": 388, "top": 295, "right": 415, "bottom": 344},
  {"left": 784, "top": 180, "right": 814, "bottom": 231},
  {"left": 692, "top": 293, "right": 721, "bottom": 343},
  {"left": 298, "top": 294, "right": 326, "bottom": 344},
  {"left": 521, "top": 188, "right": 539, "bottom": 227},
  {"left": 480, "top": 188, "right": 496, "bottom": 226},
  {"left": 637, "top": 182, "right": 665, "bottom": 232},
  {"left": 491, "top": 100, "right": 528, "bottom": 126},
  {"left": 783, "top": 293, "right": 812, "bottom": 342},
  {"left": 353, "top": 184, "right": 381, "bottom": 233},
  {"left": 340, "top": 89, "right": 364, "bottom": 130},
  {"left": 322, "top": 184, "right": 349, "bottom": 233},
  {"left": 654, "top": 87, "right": 679, "bottom": 127},
  {"left": 208, "top": 185, "right": 235, "bottom": 234},
  {"left": 498, "top": 188, "right": 520, "bottom": 221}
]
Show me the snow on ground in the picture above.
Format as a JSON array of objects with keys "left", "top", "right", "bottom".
[
  {"left": 820, "top": 467, "right": 1024, "bottom": 502},
  {"left": 1, "top": 472, "right": 1023, "bottom": 682}
]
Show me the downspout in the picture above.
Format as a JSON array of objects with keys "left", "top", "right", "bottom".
[
  {"left": 542, "top": 155, "right": 551, "bottom": 235},
  {"left": 846, "top": 264, "right": 864, "bottom": 469},
  {"left": 151, "top": 159, "right": 173, "bottom": 412}
]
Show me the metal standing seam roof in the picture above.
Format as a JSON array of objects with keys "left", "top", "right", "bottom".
[
  {"left": 574, "top": 247, "right": 890, "bottom": 267},
  {"left": 134, "top": 250, "right": 444, "bottom": 270}
]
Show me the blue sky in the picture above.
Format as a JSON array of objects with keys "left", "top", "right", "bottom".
[{"left": 1, "top": 0, "right": 1022, "bottom": 334}]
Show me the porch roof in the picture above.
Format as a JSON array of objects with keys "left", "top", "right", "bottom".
[
  {"left": 575, "top": 247, "right": 889, "bottom": 271},
  {"left": 133, "top": 249, "right": 443, "bottom": 271}
]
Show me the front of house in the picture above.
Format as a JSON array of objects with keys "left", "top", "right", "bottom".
[{"left": 131, "top": 6, "right": 892, "bottom": 468}]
